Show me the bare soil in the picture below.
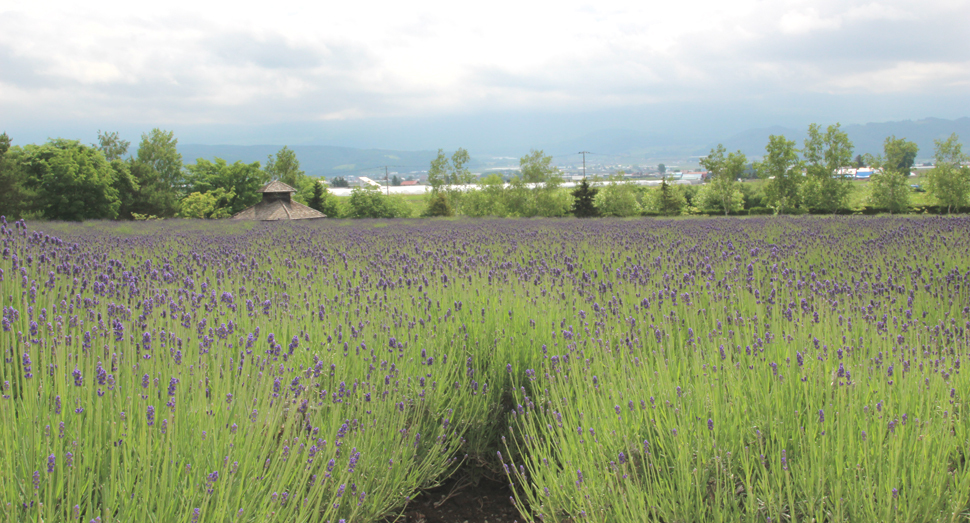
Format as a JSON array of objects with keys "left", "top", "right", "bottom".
[{"left": 383, "top": 469, "right": 523, "bottom": 523}]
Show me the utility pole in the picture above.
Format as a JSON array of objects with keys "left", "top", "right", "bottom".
[
  {"left": 578, "top": 151, "right": 590, "bottom": 179},
  {"left": 385, "top": 166, "right": 389, "bottom": 196}
]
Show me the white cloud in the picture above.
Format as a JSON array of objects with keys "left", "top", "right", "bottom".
[{"left": 0, "top": 0, "right": 967, "bottom": 132}]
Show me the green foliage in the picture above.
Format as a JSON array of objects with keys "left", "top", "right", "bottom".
[
  {"left": 926, "top": 133, "right": 970, "bottom": 214},
  {"left": 756, "top": 134, "right": 803, "bottom": 213},
  {"left": 110, "top": 159, "right": 141, "bottom": 220},
  {"left": 391, "top": 175, "right": 401, "bottom": 186},
  {"left": 264, "top": 146, "right": 314, "bottom": 202},
  {"left": 347, "top": 185, "right": 412, "bottom": 219},
  {"left": 136, "top": 129, "right": 183, "bottom": 192},
  {"left": 427, "top": 149, "right": 450, "bottom": 194},
  {"left": 463, "top": 174, "right": 511, "bottom": 217},
  {"left": 657, "top": 163, "right": 666, "bottom": 175},
  {"left": 520, "top": 149, "right": 557, "bottom": 184},
  {"left": 570, "top": 177, "right": 600, "bottom": 218},
  {"left": 655, "top": 177, "right": 685, "bottom": 216},
  {"left": 177, "top": 188, "right": 236, "bottom": 219},
  {"left": 96, "top": 130, "right": 130, "bottom": 161},
  {"left": 594, "top": 176, "right": 642, "bottom": 217},
  {"left": 421, "top": 193, "right": 454, "bottom": 217},
  {"left": 0, "top": 132, "right": 30, "bottom": 219},
  {"left": 700, "top": 144, "right": 747, "bottom": 215},
  {"left": 329, "top": 176, "right": 350, "bottom": 188},
  {"left": 802, "top": 123, "right": 854, "bottom": 213},
  {"left": 866, "top": 136, "right": 917, "bottom": 214},
  {"left": 694, "top": 184, "right": 744, "bottom": 214},
  {"left": 132, "top": 129, "right": 183, "bottom": 218},
  {"left": 184, "top": 157, "right": 269, "bottom": 216},
  {"left": 17, "top": 139, "right": 122, "bottom": 221}
]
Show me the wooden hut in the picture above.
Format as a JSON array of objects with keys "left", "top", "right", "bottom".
[{"left": 232, "top": 181, "right": 326, "bottom": 221}]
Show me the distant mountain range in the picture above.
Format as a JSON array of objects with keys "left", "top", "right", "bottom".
[{"left": 178, "top": 117, "right": 970, "bottom": 176}]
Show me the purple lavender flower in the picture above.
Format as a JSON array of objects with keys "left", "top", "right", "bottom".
[
  {"left": 147, "top": 406, "right": 155, "bottom": 426},
  {"left": 47, "top": 454, "right": 55, "bottom": 473}
]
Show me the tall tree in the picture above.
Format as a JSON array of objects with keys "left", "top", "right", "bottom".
[
  {"left": 656, "top": 175, "right": 684, "bottom": 216},
  {"left": 658, "top": 163, "right": 666, "bottom": 175},
  {"left": 520, "top": 149, "right": 569, "bottom": 217},
  {"left": 133, "top": 129, "right": 182, "bottom": 217},
  {"left": 755, "top": 134, "right": 803, "bottom": 213},
  {"left": 0, "top": 132, "right": 30, "bottom": 219},
  {"left": 450, "top": 148, "right": 473, "bottom": 185},
  {"left": 926, "top": 133, "right": 970, "bottom": 214},
  {"left": 700, "top": 144, "right": 747, "bottom": 216},
  {"left": 426, "top": 149, "right": 449, "bottom": 194},
  {"left": 136, "top": 129, "right": 183, "bottom": 191},
  {"left": 865, "top": 136, "right": 916, "bottom": 214},
  {"left": 571, "top": 177, "right": 600, "bottom": 218},
  {"left": 802, "top": 123, "right": 854, "bottom": 213},
  {"left": 96, "top": 130, "right": 130, "bottom": 161},
  {"left": 265, "top": 146, "right": 304, "bottom": 186},
  {"left": 19, "top": 139, "right": 121, "bottom": 220}
]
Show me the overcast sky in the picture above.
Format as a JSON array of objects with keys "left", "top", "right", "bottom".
[{"left": 2, "top": 0, "right": 968, "bottom": 151}]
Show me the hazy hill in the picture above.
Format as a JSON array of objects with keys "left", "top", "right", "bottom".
[
  {"left": 178, "top": 117, "right": 970, "bottom": 175},
  {"left": 176, "top": 144, "right": 440, "bottom": 179}
]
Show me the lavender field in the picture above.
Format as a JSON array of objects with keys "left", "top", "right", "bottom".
[{"left": 2, "top": 216, "right": 970, "bottom": 523}]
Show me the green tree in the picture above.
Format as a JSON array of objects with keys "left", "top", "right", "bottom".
[
  {"left": 450, "top": 148, "right": 472, "bottom": 185},
  {"left": 755, "top": 134, "right": 803, "bottom": 213},
  {"left": 307, "top": 181, "right": 342, "bottom": 217},
  {"left": 865, "top": 136, "right": 916, "bottom": 214},
  {"left": 427, "top": 149, "right": 449, "bottom": 194},
  {"left": 184, "top": 158, "right": 268, "bottom": 216},
  {"left": 658, "top": 163, "right": 666, "bottom": 175},
  {"left": 463, "top": 174, "right": 510, "bottom": 217},
  {"left": 520, "top": 149, "right": 570, "bottom": 217},
  {"left": 308, "top": 181, "right": 325, "bottom": 211},
  {"left": 18, "top": 139, "right": 121, "bottom": 220},
  {"left": 802, "top": 123, "right": 854, "bottom": 213},
  {"left": 137, "top": 129, "right": 183, "bottom": 192},
  {"left": 110, "top": 159, "right": 141, "bottom": 220},
  {"left": 0, "top": 132, "right": 30, "bottom": 219},
  {"left": 177, "top": 188, "right": 235, "bottom": 219},
  {"left": 347, "top": 185, "right": 411, "bottom": 219},
  {"left": 96, "top": 130, "right": 130, "bottom": 161},
  {"left": 700, "top": 144, "right": 747, "bottom": 216},
  {"left": 571, "top": 177, "right": 599, "bottom": 218},
  {"left": 926, "top": 133, "right": 970, "bottom": 214},
  {"left": 329, "top": 177, "right": 349, "bottom": 188},
  {"left": 266, "top": 146, "right": 316, "bottom": 203},
  {"left": 421, "top": 193, "right": 454, "bottom": 217},
  {"left": 133, "top": 129, "right": 183, "bottom": 217},
  {"left": 391, "top": 175, "right": 401, "bottom": 186},
  {"left": 655, "top": 175, "right": 685, "bottom": 216},
  {"left": 594, "top": 175, "right": 642, "bottom": 217}
]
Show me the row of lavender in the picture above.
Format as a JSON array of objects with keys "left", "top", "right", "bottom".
[{"left": 2, "top": 216, "right": 969, "bottom": 522}]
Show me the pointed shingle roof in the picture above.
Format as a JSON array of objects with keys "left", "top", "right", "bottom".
[{"left": 258, "top": 180, "right": 298, "bottom": 193}]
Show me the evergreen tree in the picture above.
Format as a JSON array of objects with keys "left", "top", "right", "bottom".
[
  {"left": 657, "top": 176, "right": 683, "bottom": 216},
  {"left": 571, "top": 177, "right": 600, "bottom": 217},
  {"left": 308, "top": 181, "right": 325, "bottom": 212}
]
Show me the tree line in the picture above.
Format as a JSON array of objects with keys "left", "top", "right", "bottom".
[
  {"left": 1, "top": 125, "right": 967, "bottom": 221},
  {"left": 0, "top": 130, "right": 319, "bottom": 220},
  {"left": 701, "top": 123, "right": 969, "bottom": 216}
]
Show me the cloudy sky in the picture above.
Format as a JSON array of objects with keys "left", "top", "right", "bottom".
[{"left": 1, "top": 0, "right": 968, "bottom": 151}]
